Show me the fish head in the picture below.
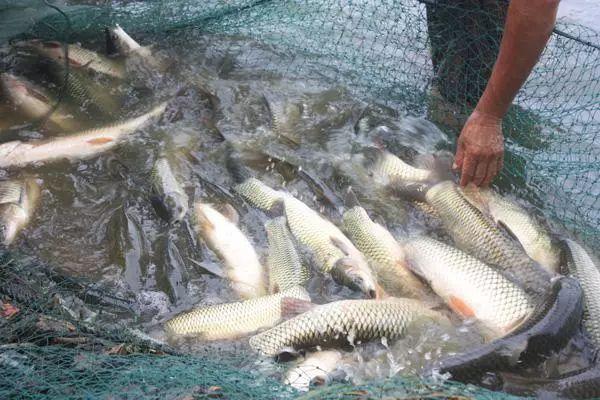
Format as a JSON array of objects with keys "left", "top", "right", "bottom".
[{"left": 333, "top": 257, "right": 378, "bottom": 298}]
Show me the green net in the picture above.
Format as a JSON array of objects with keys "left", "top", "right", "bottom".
[{"left": 1, "top": 0, "right": 599, "bottom": 398}]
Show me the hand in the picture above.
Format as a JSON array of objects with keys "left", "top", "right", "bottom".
[{"left": 453, "top": 111, "right": 504, "bottom": 187}]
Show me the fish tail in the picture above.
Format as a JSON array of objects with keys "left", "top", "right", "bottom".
[{"left": 234, "top": 178, "right": 283, "bottom": 211}]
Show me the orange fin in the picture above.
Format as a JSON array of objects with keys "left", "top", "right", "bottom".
[
  {"left": 87, "top": 137, "right": 113, "bottom": 145},
  {"left": 448, "top": 295, "right": 475, "bottom": 318},
  {"left": 281, "top": 297, "right": 315, "bottom": 319}
]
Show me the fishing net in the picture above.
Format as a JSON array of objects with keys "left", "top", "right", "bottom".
[{"left": 0, "top": 0, "right": 598, "bottom": 398}]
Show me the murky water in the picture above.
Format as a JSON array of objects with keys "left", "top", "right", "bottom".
[{"left": 0, "top": 28, "right": 597, "bottom": 397}]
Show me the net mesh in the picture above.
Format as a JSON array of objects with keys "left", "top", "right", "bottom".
[{"left": 0, "top": 0, "right": 598, "bottom": 398}]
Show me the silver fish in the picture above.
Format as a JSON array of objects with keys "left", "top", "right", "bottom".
[
  {"left": 0, "top": 178, "right": 40, "bottom": 245},
  {"left": 151, "top": 157, "right": 188, "bottom": 224},
  {"left": 462, "top": 185, "right": 560, "bottom": 273},
  {"left": 404, "top": 236, "right": 534, "bottom": 339},
  {"left": 0, "top": 102, "right": 166, "bottom": 169},
  {"left": 164, "top": 285, "right": 310, "bottom": 340},
  {"left": 235, "top": 178, "right": 379, "bottom": 298},
  {"left": 0, "top": 73, "right": 80, "bottom": 132},
  {"left": 194, "top": 202, "right": 267, "bottom": 299},
  {"left": 342, "top": 206, "right": 427, "bottom": 298},
  {"left": 265, "top": 217, "right": 309, "bottom": 293},
  {"left": 249, "top": 297, "right": 448, "bottom": 356},
  {"left": 561, "top": 239, "right": 600, "bottom": 348}
]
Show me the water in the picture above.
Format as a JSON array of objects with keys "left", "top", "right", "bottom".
[{"left": 0, "top": 4, "right": 598, "bottom": 399}]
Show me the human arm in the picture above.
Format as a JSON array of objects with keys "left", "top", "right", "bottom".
[{"left": 454, "top": 0, "right": 560, "bottom": 187}]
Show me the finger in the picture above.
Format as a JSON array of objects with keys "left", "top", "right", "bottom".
[
  {"left": 453, "top": 143, "right": 465, "bottom": 171},
  {"left": 459, "top": 155, "right": 477, "bottom": 187},
  {"left": 482, "top": 158, "right": 499, "bottom": 187},
  {"left": 472, "top": 159, "right": 489, "bottom": 187}
]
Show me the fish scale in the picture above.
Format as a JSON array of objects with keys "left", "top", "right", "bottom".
[
  {"left": 462, "top": 187, "right": 560, "bottom": 273},
  {"left": 404, "top": 236, "right": 534, "bottom": 338},
  {"left": 235, "top": 178, "right": 377, "bottom": 297},
  {"left": 424, "top": 181, "right": 552, "bottom": 297},
  {"left": 265, "top": 217, "right": 309, "bottom": 293},
  {"left": 366, "top": 148, "right": 432, "bottom": 182},
  {"left": 249, "top": 298, "right": 446, "bottom": 356},
  {"left": 342, "top": 206, "right": 427, "bottom": 298},
  {"left": 562, "top": 239, "right": 600, "bottom": 348},
  {"left": 164, "top": 286, "right": 310, "bottom": 340},
  {"left": 0, "top": 178, "right": 40, "bottom": 245}
]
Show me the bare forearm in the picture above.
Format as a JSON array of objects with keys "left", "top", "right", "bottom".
[{"left": 476, "top": 0, "right": 560, "bottom": 119}]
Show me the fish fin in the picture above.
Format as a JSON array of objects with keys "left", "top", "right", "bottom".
[
  {"left": 296, "top": 169, "right": 343, "bottom": 212},
  {"left": 503, "top": 312, "right": 530, "bottom": 335},
  {"left": 216, "top": 203, "right": 239, "bottom": 225},
  {"left": 374, "top": 284, "right": 388, "bottom": 299},
  {"left": 342, "top": 187, "right": 362, "bottom": 209},
  {"left": 281, "top": 297, "right": 316, "bottom": 319},
  {"left": 0, "top": 181, "right": 23, "bottom": 204},
  {"left": 387, "top": 179, "right": 431, "bottom": 202},
  {"left": 496, "top": 219, "right": 520, "bottom": 243},
  {"left": 448, "top": 295, "right": 475, "bottom": 318},
  {"left": 329, "top": 236, "right": 351, "bottom": 256},
  {"left": 267, "top": 198, "right": 285, "bottom": 218},
  {"left": 186, "top": 258, "right": 226, "bottom": 278}
]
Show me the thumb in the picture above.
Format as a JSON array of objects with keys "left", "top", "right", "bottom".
[{"left": 453, "top": 142, "right": 465, "bottom": 171}]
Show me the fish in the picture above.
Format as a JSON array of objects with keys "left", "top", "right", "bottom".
[
  {"left": 105, "top": 24, "right": 168, "bottom": 73},
  {"left": 430, "top": 276, "right": 583, "bottom": 384},
  {"left": 0, "top": 102, "right": 166, "bottom": 169},
  {"left": 193, "top": 202, "right": 266, "bottom": 299},
  {"left": 395, "top": 180, "right": 552, "bottom": 297},
  {"left": 16, "top": 39, "right": 125, "bottom": 79},
  {"left": 362, "top": 147, "right": 438, "bottom": 184},
  {"left": 249, "top": 297, "right": 448, "bottom": 356},
  {"left": 462, "top": 185, "right": 561, "bottom": 273},
  {"left": 235, "top": 178, "right": 379, "bottom": 298},
  {"left": 342, "top": 206, "right": 427, "bottom": 298},
  {"left": 0, "top": 73, "right": 80, "bottom": 132},
  {"left": 265, "top": 217, "right": 310, "bottom": 293},
  {"left": 0, "top": 178, "right": 40, "bottom": 245},
  {"left": 560, "top": 239, "right": 600, "bottom": 348},
  {"left": 164, "top": 285, "right": 310, "bottom": 340},
  {"left": 501, "top": 364, "right": 600, "bottom": 399},
  {"left": 150, "top": 157, "right": 188, "bottom": 224},
  {"left": 265, "top": 95, "right": 302, "bottom": 146},
  {"left": 284, "top": 350, "right": 343, "bottom": 392},
  {"left": 403, "top": 236, "right": 534, "bottom": 338}
]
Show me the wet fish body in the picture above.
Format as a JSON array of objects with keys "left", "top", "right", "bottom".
[
  {"left": 433, "top": 277, "right": 583, "bottom": 384},
  {"left": 561, "top": 239, "right": 600, "bottom": 348},
  {"left": 0, "top": 102, "right": 166, "bottom": 169},
  {"left": 265, "top": 217, "right": 309, "bottom": 293},
  {"left": 412, "top": 181, "right": 552, "bottom": 296},
  {"left": 362, "top": 147, "right": 434, "bottom": 183},
  {"left": 151, "top": 157, "right": 188, "bottom": 224},
  {"left": 342, "top": 206, "right": 426, "bottom": 298},
  {"left": 235, "top": 178, "right": 378, "bottom": 298},
  {"left": 0, "top": 178, "right": 40, "bottom": 245},
  {"left": 17, "top": 40, "right": 125, "bottom": 79},
  {"left": 403, "top": 236, "right": 534, "bottom": 338},
  {"left": 284, "top": 350, "right": 342, "bottom": 392},
  {"left": 0, "top": 73, "right": 80, "bottom": 132},
  {"left": 249, "top": 297, "right": 447, "bottom": 356},
  {"left": 463, "top": 186, "right": 560, "bottom": 273},
  {"left": 164, "top": 286, "right": 309, "bottom": 340},
  {"left": 194, "top": 202, "right": 266, "bottom": 299},
  {"left": 106, "top": 25, "right": 168, "bottom": 73}
]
